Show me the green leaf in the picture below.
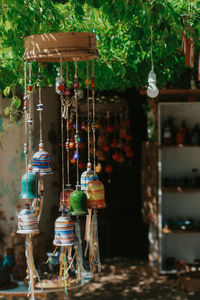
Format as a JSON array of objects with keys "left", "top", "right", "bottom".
[
  {"left": 4, "top": 107, "right": 10, "bottom": 116},
  {"left": 3, "top": 86, "right": 11, "bottom": 97},
  {"left": 12, "top": 96, "right": 21, "bottom": 109}
]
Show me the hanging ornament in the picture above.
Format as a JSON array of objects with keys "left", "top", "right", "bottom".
[
  {"left": 53, "top": 211, "right": 77, "bottom": 292},
  {"left": 59, "top": 184, "right": 74, "bottom": 213},
  {"left": 147, "top": 35, "right": 159, "bottom": 98},
  {"left": 80, "top": 162, "right": 96, "bottom": 191},
  {"left": 32, "top": 143, "right": 52, "bottom": 175},
  {"left": 17, "top": 204, "right": 40, "bottom": 235},
  {"left": 69, "top": 185, "right": 88, "bottom": 216},
  {"left": 53, "top": 214, "right": 76, "bottom": 247},
  {"left": 19, "top": 165, "right": 39, "bottom": 200},
  {"left": 86, "top": 178, "right": 106, "bottom": 210},
  {"left": 55, "top": 67, "right": 65, "bottom": 95}
]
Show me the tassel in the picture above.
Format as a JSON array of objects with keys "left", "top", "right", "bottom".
[
  {"left": 59, "top": 247, "right": 65, "bottom": 288},
  {"left": 93, "top": 209, "right": 101, "bottom": 273},
  {"left": 25, "top": 235, "right": 40, "bottom": 300},
  {"left": 84, "top": 208, "right": 92, "bottom": 257},
  {"left": 198, "top": 52, "right": 200, "bottom": 81},
  {"left": 37, "top": 176, "right": 44, "bottom": 222},
  {"left": 75, "top": 219, "right": 88, "bottom": 284}
]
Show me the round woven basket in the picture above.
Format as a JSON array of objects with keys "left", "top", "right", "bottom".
[{"left": 24, "top": 32, "right": 99, "bottom": 62}]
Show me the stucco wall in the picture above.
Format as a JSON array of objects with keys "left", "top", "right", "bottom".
[{"left": 0, "top": 87, "right": 61, "bottom": 252}]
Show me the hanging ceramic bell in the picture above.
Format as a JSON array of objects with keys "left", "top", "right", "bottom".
[
  {"left": 59, "top": 184, "right": 74, "bottom": 212},
  {"left": 17, "top": 204, "right": 39, "bottom": 234},
  {"left": 86, "top": 178, "right": 106, "bottom": 209},
  {"left": 80, "top": 162, "right": 97, "bottom": 191},
  {"left": 53, "top": 215, "right": 76, "bottom": 246},
  {"left": 32, "top": 143, "right": 53, "bottom": 175},
  {"left": 68, "top": 185, "right": 88, "bottom": 216},
  {"left": 19, "top": 165, "right": 40, "bottom": 200}
]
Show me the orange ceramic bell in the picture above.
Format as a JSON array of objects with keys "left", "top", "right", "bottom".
[{"left": 86, "top": 178, "right": 106, "bottom": 209}]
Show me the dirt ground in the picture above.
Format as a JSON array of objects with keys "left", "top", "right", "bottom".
[{"left": 65, "top": 258, "right": 200, "bottom": 300}]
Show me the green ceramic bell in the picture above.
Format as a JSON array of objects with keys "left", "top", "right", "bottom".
[
  {"left": 19, "top": 165, "right": 39, "bottom": 200},
  {"left": 69, "top": 185, "right": 88, "bottom": 216}
]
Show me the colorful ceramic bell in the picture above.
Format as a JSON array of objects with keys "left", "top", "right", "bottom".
[
  {"left": 59, "top": 184, "right": 74, "bottom": 212},
  {"left": 32, "top": 143, "right": 53, "bottom": 175},
  {"left": 53, "top": 215, "right": 76, "bottom": 246},
  {"left": 86, "top": 178, "right": 106, "bottom": 209},
  {"left": 17, "top": 204, "right": 39, "bottom": 235},
  {"left": 80, "top": 162, "right": 97, "bottom": 191},
  {"left": 19, "top": 165, "right": 39, "bottom": 200},
  {"left": 69, "top": 185, "right": 88, "bottom": 216}
]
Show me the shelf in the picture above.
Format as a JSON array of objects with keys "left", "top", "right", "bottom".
[
  {"left": 160, "top": 144, "right": 200, "bottom": 149},
  {"left": 162, "top": 187, "right": 200, "bottom": 193},
  {"left": 139, "top": 89, "right": 200, "bottom": 96},
  {"left": 162, "top": 229, "right": 200, "bottom": 234}
]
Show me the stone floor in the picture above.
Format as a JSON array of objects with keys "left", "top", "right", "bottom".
[{"left": 64, "top": 258, "right": 200, "bottom": 300}]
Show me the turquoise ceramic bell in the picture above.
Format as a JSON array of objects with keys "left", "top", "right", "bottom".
[
  {"left": 19, "top": 165, "right": 39, "bottom": 200},
  {"left": 69, "top": 185, "right": 88, "bottom": 216},
  {"left": 80, "top": 162, "right": 97, "bottom": 191}
]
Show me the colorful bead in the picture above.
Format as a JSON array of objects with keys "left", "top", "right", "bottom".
[
  {"left": 24, "top": 143, "right": 29, "bottom": 154},
  {"left": 85, "top": 79, "right": 91, "bottom": 85},
  {"left": 64, "top": 89, "right": 71, "bottom": 96},
  {"left": 58, "top": 84, "right": 65, "bottom": 91},
  {"left": 37, "top": 104, "right": 43, "bottom": 111},
  {"left": 72, "top": 81, "right": 80, "bottom": 89},
  {"left": 24, "top": 100, "right": 28, "bottom": 111},
  {"left": 27, "top": 84, "right": 34, "bottom": 93}
]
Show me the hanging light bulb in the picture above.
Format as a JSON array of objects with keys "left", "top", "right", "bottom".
[{"left": 147, "top": 66, "right": 159, "bottom": 98}]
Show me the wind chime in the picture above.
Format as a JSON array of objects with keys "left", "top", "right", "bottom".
[
  {"left": 17, "top": 61, "right": 42, "bottom": 300},
  {"left": 83, "top": 60, "right": 106, "bottom": 274},
  {"left": 18, "top": 32, "right": 100, "bottom": 298}
]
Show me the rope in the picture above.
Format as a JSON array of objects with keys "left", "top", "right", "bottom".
[
  {"left": 28, "top": 62, "right": 32, "bottom": 166},
  {"left": 66, "top": 62, "right": 70, "bottom": 186},
  {"left": 92, "top": 59, "right": 96, "bottom": 171},
  {"left": 86, "top": 61, "right": 91, "bottom": 163},
  {"left": 60, "top": 58, "right": 65, "bottom": 205},
  {"left": 74, "top": 60, "right": 79, "bottom": 186},
  {"left": 38, "top": 63, "right": 43, "bottom": 144}
]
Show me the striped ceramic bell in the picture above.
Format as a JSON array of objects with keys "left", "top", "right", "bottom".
[
  {"left": 53, "top": 215, "right": 76, "bottom": 246},
  {"left": 69, "top": 185, "right": 88, "bottom": 216},
  {"left": 19, "top": 165, "right": 40, "bottom": 200},
  {"left": 59, "top": 184, "right": 74, "bottom": 212},
  {"left": 80, "top": 162, "right": 97, "bottom": 191},
  {"left": 32, "top": 143, "right": 53, "bottom": 175},
  {"left": 86, "top": 178, "right": 106, "bottom": 209},
  {"left": 17, "top": 204, "right": 39, "bottom": 235}
]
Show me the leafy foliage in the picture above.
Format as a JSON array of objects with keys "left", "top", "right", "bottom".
[{"left": 0, "top": 0, "right": 199, "bottom": 96}]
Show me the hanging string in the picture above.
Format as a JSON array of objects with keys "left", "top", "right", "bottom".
[
  {"left": 38, "top": 63, "right": 43, "bottom": 144},
  {"left": 24, "top": 61, "right": 28, "bottom": 171},
  {"left": 74, "top": 59, "right": 80, "bottom": 186},
  {"left": 150, "top": 26, "right": 154, "bottom": 71},
  {"left": 66, "top": 62, "right": 70, "bottom": 186},
  {"left": 28, "top": 62, "right": 33, "bottom": 166},
  {"left": 86, "top": 61, "right": 91, "bottom": 164},
  {"left": 91, "top": 59, "right": 96, "bottom": 171},
  {"left": 60, "top": 58, "right": 65, "bottom": 205}
]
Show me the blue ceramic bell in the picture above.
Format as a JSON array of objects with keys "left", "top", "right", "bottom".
[
  {"left": 19, "top": 165, "right": 39, "bottom": 200},
  {"left": 80, "top": 162, "right": 97, "bottom": 191},
  {"left": 32, "top": 143, "right": 53, "bottom": 175}
]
